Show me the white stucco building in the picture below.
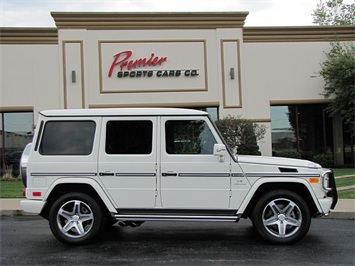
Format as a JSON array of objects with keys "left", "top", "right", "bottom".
[{"left": 0, "top": 12, "right": 354, "bottom": 174}]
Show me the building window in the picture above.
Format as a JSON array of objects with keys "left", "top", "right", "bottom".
[
  {"left": 343, "top": 122, "right": 354, "bottom": 165},
  {"left": 189, "top": 107, "right": 219, "bottom": 121},
  {"left": 203, "top": 107, "right": 219, "bottom": 121},
  {"left": 271, "top": 104, "right": 333, "bottom": 161},
  {"left": 0, "top": 112, "right": 33, "bottom": 176}
]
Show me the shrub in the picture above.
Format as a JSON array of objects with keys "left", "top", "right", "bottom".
[
  {"left": 0, "top": 165, "right": 19, "bottom": 181},
  {"left": 312, "top": 153, "right": 333, "bottom": 168},
  {"left": 274, "top": 150, "right": 302, "bottom": 159},
  {"left": 215, "top": 115, "right": 266, "bottom": 155}
]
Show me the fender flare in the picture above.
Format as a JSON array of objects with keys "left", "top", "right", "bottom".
[
  {"left": 43, "top": 177, "right": 117, "bottom": 213},
  {"left": 237, "top": 177, "right": 322, "bottom": 215}
]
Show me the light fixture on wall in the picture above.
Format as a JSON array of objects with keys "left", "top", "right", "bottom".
[
  {"left": 71, "top": 70, "right": 76, "bottom": 83},
  {"left": 230, "top": 68, "right": 235, "bottom": 80}
]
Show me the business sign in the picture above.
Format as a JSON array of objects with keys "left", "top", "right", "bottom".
[{"left": 99, "top": 41, "right": 207, "bottom": 93}]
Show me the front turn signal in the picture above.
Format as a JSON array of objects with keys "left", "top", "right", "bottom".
[{"left": 309, "top": 177, "right": 319, "bottom": 183}]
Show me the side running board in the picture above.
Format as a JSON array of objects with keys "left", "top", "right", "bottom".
[{"left": 113, "top": 214, "right": 241, "bottom": 222}]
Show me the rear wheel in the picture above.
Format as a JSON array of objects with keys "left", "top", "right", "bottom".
[
  {"left": 49, "top": 193, "right": 103, "bottom": 245},
  {"left": 251, "top": 190, "right": 311, "bottom": 244}
]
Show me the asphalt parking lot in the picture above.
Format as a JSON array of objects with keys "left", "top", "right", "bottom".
[{"left": 1, "top": 216, "right": 354, "bottom": 265}]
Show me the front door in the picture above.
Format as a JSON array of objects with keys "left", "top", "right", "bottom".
[
  {"left": 98, "top": 117, "right": 157, "bottom": 208},
  {"left": 160, "top": 116, "right": 231, "bottom": 209}
]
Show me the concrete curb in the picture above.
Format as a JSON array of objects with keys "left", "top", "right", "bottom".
[
  {"left": 1, "top": 198, "right": 354, "bottom": 219},
  {"left": 327, "top": 199, "right": 355, "bottom": 219},
  {"left": 328, "top": 211, "right": 355, "bottom": 219}
]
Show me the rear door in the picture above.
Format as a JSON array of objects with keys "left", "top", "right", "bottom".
[{"left": 98, "top": 116, "right": 157, "bottom": 208}]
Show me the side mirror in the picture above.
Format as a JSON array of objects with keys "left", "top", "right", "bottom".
[{"left": 213, "top": 144, "right": 227, "bottom": 157}]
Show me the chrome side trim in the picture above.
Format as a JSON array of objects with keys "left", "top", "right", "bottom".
[
  {"left": 178, "top": 173, "right": 230, "bottom": 177},
  {"left": 30, "top": 172, "right": 97, "bottom": 176},
  {"left": 231, "top": 173, "right": 245, "bottom": 177},
  {"left": 115, "top": 173, "right": 156, "bottom": 177},
  {"left": 245, "top": 173, "right": 320, "bottom": 178}
]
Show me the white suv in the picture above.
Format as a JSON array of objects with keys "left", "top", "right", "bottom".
[{"left": 20, "top": 108, "right": 337, "bottom": 245}]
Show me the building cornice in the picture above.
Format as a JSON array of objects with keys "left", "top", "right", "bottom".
[
  {"left": 0, "top": 28, "right": 58, "bottom": 44},
  {"left": 243, "top": 25, "right": 355, "bottom": 42},
  {"left": 1, "top": 18, "right": 353, "bottom": 45},
  {"left": 270, "top": 99, "right": 333, "bottom": 105},
  {"left": 51, "top": 12, "right": 249, "bottom": 29}
]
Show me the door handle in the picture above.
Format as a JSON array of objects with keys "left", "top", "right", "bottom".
[
  {"left": 99, "top": 172, "right": 114, "bottom": 176},
  {"left": 162, "top": 172, "right": 177, "bottom": 177}
]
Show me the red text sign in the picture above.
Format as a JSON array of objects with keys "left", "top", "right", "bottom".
[{"left": 108, "top": 51, "right": 167, "bottom": 77}]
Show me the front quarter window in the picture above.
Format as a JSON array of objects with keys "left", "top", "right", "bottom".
[{"left": 165, "top": 120, "right": 216, "bottom": 155}]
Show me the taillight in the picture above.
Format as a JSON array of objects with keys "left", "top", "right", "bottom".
[
  {"left": 20, "top": 143, "right": 32, "bottom": 187},
  {"left": 32, "top": 191, "right": 42, "bottom": 197}
]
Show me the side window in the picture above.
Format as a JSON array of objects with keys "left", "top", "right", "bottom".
[
  {"left": 165, "top": 120, "right": 216, "bottom": 155},
  {"left": 39, "top": 121, "right": 96, "bottom": 155},
  {"left": 106, "top": 120, "right": 153, "bottom": 154}
]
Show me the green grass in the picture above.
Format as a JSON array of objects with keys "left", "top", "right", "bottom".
[
  {"left": 336, "top": 177, "right": 355, "bottom": 187},
  {"left": 0, "top": 168, "right": 354, "bottom": 198},
  {"left": 338, "top": 190, "right": 355, "bottom": 199},
  {"left": 333, "top": 168, "right": 355, "bottom": 177},
  {"left": 0, "top": 180, "right": 24, "bottom": 198},
  {"left": 333, "top": 168, "right": 355, "bottom": 199}
]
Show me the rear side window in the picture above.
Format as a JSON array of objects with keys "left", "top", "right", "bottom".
[
  {"left": 39, "top": 121, "right": 96, "bottom": 155},
  {"left": 106, "top": 120, "right": 153, "bottom": 154}
]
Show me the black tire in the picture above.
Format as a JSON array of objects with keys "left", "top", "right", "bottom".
[
  {"left": 49, "top": 193, "right": 103, "bottom": 245},
  {"left": 251, "top": 190, "right": 311, "bottom": 244}
]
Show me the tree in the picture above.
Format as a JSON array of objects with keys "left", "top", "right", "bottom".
[
  {"left": 312, "top": 0, "right": 355, "bottom": 25},
  {"left": 313, "top": 0, "right": 354, "bottom": 164},
  {"left": 215, "top": 115, "right": 266, "bottom": 155},
  {"left": 319, "top": 42, "right": 355, "bottom": 138}
]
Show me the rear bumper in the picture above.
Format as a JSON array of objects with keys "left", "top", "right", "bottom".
[{"left": 20, "top": 199, "right": 45, "bottom": 214}]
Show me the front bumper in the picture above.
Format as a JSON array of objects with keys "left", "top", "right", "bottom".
[
  {"left": 318, "top": 170, "right": 338, "bottom": 215},
  {"left": 318, "top": 198, "right": 334, "bottom": 215},
  {"left": 327, "top": 170, "right": 338, "bottom": 210}
]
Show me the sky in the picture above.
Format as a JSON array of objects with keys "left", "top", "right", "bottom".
[{"left": 0, "top": 0, "right": 350, "bottom": 27}]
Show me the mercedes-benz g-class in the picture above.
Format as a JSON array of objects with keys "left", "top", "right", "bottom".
[{"left": 20, "top": 108, "right": 337, "bottom": 245}]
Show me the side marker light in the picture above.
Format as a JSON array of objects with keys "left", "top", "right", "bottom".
[{"left": 309, "top": 177, "right": 319, "bottom": 183}]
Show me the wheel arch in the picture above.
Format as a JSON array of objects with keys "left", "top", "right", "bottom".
[
  {"left": 40, "top": 179, "right": 116, "bottom": 220},
  {"left": 239, "top": 180, "right": 321, "bottom": 219}
]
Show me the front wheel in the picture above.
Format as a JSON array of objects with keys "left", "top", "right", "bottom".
[
  {"left": 49, "top": 193, "right": 103, "bottom": 245},
  {"left": 251, "top": 190, "right": 311, "bottom": 244}
]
